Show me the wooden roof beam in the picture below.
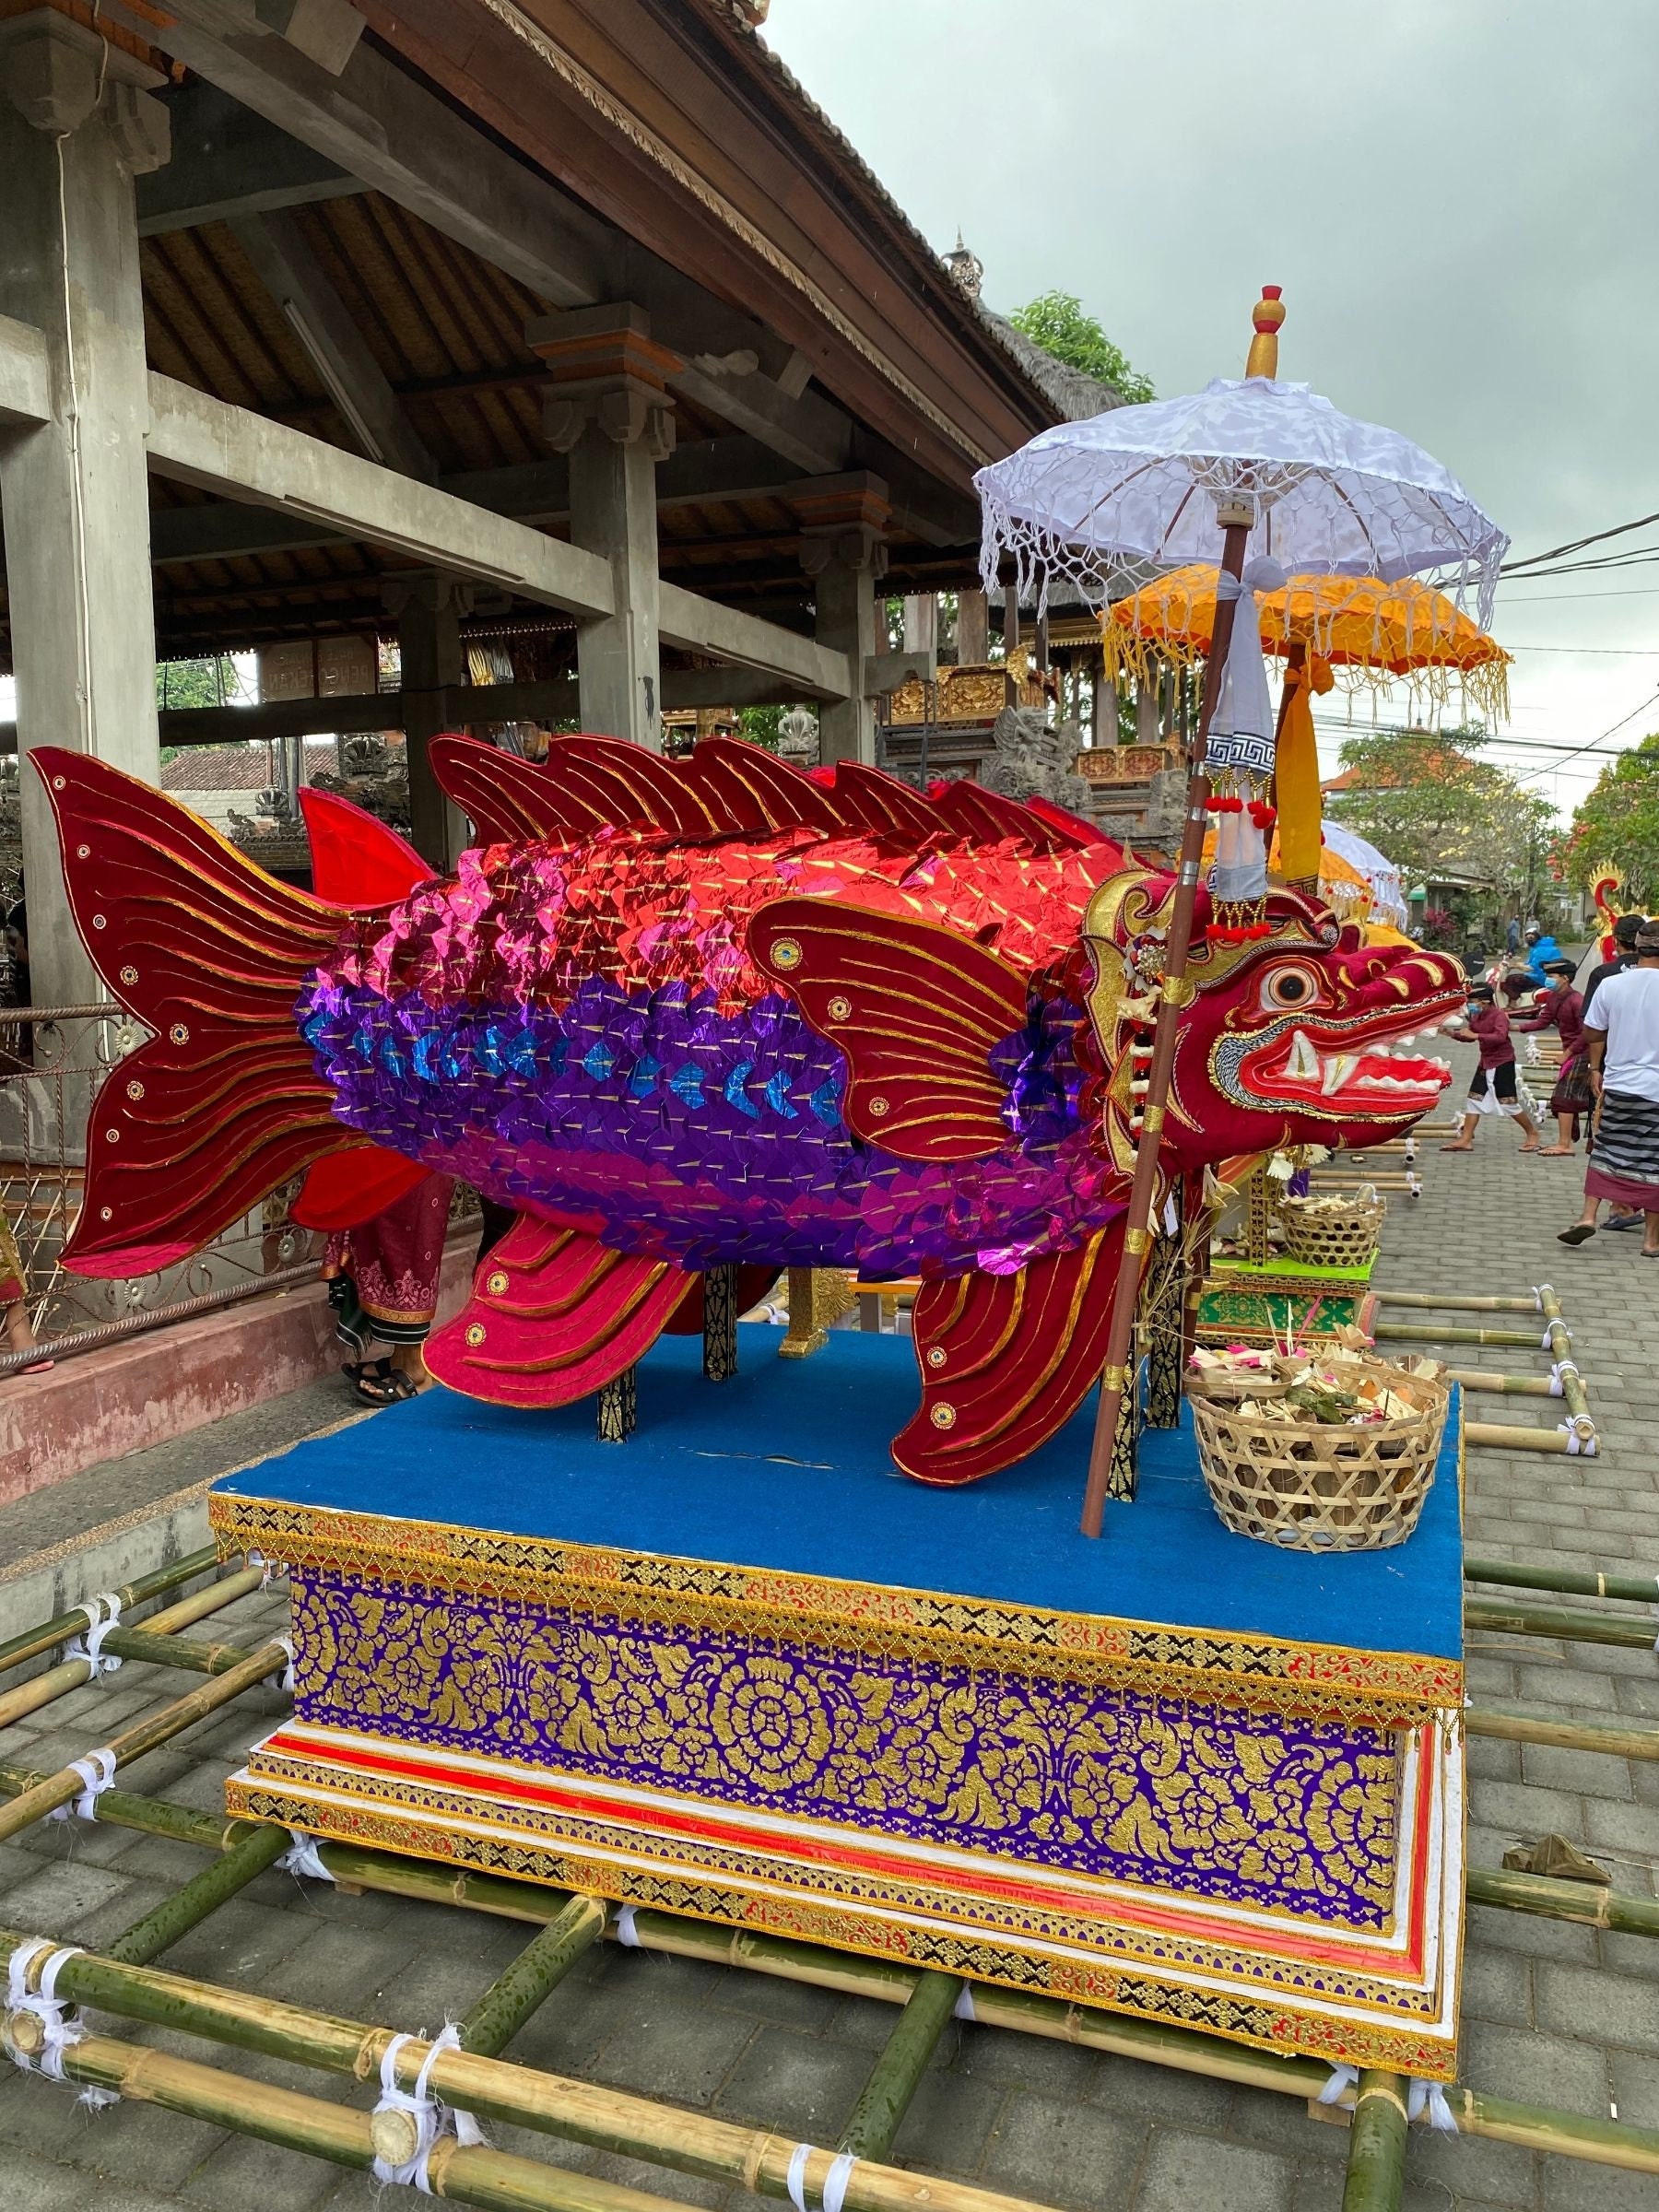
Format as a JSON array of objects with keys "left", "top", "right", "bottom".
[
  {"left": 230, "top": 208, "right": 436, "bottom": 482},
  {"left": 136, "top": 80, "right": 365, "bottom": 236}
]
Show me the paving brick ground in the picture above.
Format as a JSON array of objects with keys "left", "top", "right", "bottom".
[{"left": 0, "top": 1035, "right": 1655, "bottom": 2211}]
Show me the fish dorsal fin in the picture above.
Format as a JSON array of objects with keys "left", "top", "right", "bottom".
[
  {"left": 690, "top": 738, "right": 845, "bottom": 834},
  {"left": 1023, "top": 794, "right": 1114, "bottom": 851},
  {"left": 428, "top": 734, "right": 606, "bottom": 845},
  {"left": 827, "top": 760, "right": 948, "bottom": 842},
  {"left": 297, "top": 787, "right": 429, "bottom": 906},
  {"left": 554, "top": 734, "right": 730, "bottom": 837},
  {"left": 425, "top": 1216, "right": 688, "bottom": 1409},
  {"left": 931, "top": 779, "right": 1057, "bottom": 852},
  {"left": 749, "top": 896, "right": 1028, "bottom": 1161}
]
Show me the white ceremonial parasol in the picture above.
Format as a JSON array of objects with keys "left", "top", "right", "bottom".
[{"left": 979, "top": 290, "right": 1507, "bottom": 1536}]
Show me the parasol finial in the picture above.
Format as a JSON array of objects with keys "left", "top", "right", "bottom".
[{"left": 1245, "top": 286, "right": 1285, "bottom": 379}]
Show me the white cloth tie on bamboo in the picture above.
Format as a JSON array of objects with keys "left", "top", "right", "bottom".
[
  {"left": 4, "top": 1939, "right": 117, "bottom": 2108},
  {"left": 1316, "top": 2062, "right": 1358, "bottom": 2107},
  {"left": 1558, "top": 1420, "right": 1596, "bottom": 1457},
  {"left": 615, "top": 1904, "right": 641, "bottom": 1947},
  {"left": 953, "top": 1985, "right": 978, "bottom": 2023},
  {"left": 1407, "top": 2077, "right": 1459, "bottom": 2133},
  {"left": 47, "top": 1747, "right": 117, "bottom": 1825},
  {"left": 371, "top": 2028, "right": 484, "bottom": 2193},
  {"left": 785, "top": 2141, "right": 858, "bottom": 2212},
  {"left": 64, "top": 1594, "right": 123, "bottom": 1680},
  {"left": 1548, "top": 1361, "right": 1580, "bottom": 1396},
  {"left": 276, "top": 1636, "right": 297, "bottom": 1693},
  {"left": 276, "top": 1829, "right": 335, "bottom": 1882}
]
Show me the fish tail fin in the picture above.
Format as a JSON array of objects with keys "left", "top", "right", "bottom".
[{"left": 32, "top": 747, "right": 367, "bottom": 1277}]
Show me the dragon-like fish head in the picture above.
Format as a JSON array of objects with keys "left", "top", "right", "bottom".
[{"left": 1081, "top": 870, "right": 1465, "bottom": 1175}]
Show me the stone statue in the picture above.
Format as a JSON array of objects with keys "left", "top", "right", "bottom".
[
  {"left": 978, "top": 705, "right": 1094, "bottom": 816},
  {"left": 776, "top": 706, "right": 819, "bottom": 763}
]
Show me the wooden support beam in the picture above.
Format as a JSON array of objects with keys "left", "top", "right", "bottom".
[
  {"left": 116, "top": 8, "right": 617, "bottom": 307},
  {"left": 0, "top": 309, "right": 52, "bottom": 426},
  {"left": 230, "top": 208, "right": 435, "bottom": 480},
  {"left": 146, "top": 371, "right": 616, "bottom": 618},
  {"left": 136, "top": 80, "right": 364, "bottom": 234}
]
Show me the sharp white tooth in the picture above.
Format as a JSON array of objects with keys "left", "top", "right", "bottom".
[
  {"left": 1286, "top": 1029, "right": 1320, "bottom": 1080},
  {"left": 1398, "top": 1034, "right": 1418, "bottom": 1050},
  {"left": 1321, "top": 1053, "right": 1357, "bottom": 1097}
]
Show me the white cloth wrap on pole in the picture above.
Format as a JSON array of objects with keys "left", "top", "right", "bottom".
[
  {"left": 786, "top": 2142, "right": 857, "bottom": 2212},
  {"left": 1407, "top": 2077, "right": 1460, "bottom": 2133},
  {"left": 277, "top": 1829, "right": 335, "bottom": 1882},
  {"left": 371, "top": 2026, "right": 485, "bottom": 2193},
  {"left": 47, "top": 1746, "right": 117, "bottom": 1824},
  {"left": 65, "top": 1594, "right": 124, "bottom": 1679},
  {"left": 4, "top": 1939, "right": 118, "bottom": 2108},
  {"left": 1206, "top": 559, "right": 1286, "bottom": 904}
]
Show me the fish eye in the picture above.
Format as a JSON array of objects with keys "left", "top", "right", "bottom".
[{"left": 1263, "top": 967, "right": 1314, "bottom": 1007}]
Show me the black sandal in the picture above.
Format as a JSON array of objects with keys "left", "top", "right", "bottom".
[
  {"left": 354, "top": 1364, "right": 419, "bottom": 1406},
  {"left": 1557, "top": 1223, "right": 1596, "bottom": 1245}
]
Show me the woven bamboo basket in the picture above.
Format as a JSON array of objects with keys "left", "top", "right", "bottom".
[
  {"left": 1192, "top": 1357, "right": 1450, "bottom": 1552},
  {"left": 1277, "top": 1189, "right": 1386, "bottom": 1269}
]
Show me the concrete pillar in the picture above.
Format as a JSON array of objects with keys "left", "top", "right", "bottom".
[
  {"left": 528, "top": 305, "right": 679, "bottom": 749},
  {"left": 383, "top": 571, "right": 472, "bottom": 869},
  {"left": 0, "top": 10, "right": 170, "bottom": 1012},
  {"left": 901, "top": 594, "right": 936, "bottom": 658},
  {"left": 794, "top": 476, "right": 889, "bottom": 768}
]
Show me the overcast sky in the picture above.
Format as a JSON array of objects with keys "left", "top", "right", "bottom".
[{"left": 767, "top": 0, "right": 1659, "bottom": 821}]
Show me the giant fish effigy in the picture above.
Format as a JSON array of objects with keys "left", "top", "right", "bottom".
[{"left": 37, "top": 733, "right": 1463, "bottom": 1484}]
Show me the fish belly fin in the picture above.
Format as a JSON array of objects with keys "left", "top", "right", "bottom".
[
  {"left": 429, "top": 733, "right": 607, "bottom": 845},
  {"left": 892, "top": 1225, "right": 1125, "bottom": 1485},
  {"left": 291, "top": 1148, "right": 431, "bottom": 1232},
  {"left": 749, "top": 897, "right": 1029, "bottom": 1160},
  {"left": 426, "top": 1218, "right": 688, "bottom": 1408},
  {"left": 31, "top": 747, "right": 358, "bottom": 1278},
  {"left": 297, "top": 787, "right": 430, "bottom": 905}
]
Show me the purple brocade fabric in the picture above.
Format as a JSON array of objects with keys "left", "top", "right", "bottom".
[
  {"left": 298, "top": 976, "right": 1115, "bottom": 1277},
  {"left": 290, "top": 1570, "right": 1401, "bottom": 1926}
]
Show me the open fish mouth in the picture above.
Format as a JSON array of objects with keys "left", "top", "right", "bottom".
[{"left": 1230, "top": 993, "right": 1465, "bottom": 1116}]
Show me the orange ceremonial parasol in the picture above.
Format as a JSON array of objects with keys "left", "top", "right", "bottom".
[{"left": 1105, "top": 567, "right": 1510, "bottom": 888}]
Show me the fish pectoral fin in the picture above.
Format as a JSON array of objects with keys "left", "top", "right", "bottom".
[
  {"left": 892, "top": 1225, "right": 1126, "bottom": 1486},
  {"left": 296, "top": 787, "right": 429, "bottom": 907},
  {"left": 290, "top": 1147, "right": 431, "bottom": 1232},
  {"left": 426, "top": 1218, "right": 689, "bottom": 1410},
  {"left": 748, "top": 898, "right": 1030, "bottom": 1162}
]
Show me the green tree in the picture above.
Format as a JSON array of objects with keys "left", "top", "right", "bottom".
[
  {"left": 155, "top": 655, "right": 241, "bottom": 712},
  {"left": 1559, "top": 733, "right": 1659, "bottom": 906},
  {"left": 1007, "top": 290, "right": 1154, "bottom": 406},
  {"left": 1327, "top": 725, "right": 1558, "bottom": 919}
]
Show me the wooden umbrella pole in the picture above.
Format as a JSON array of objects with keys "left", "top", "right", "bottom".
[{"left": 1080, "top": 510, "right": 1253, "bottom": 1535}]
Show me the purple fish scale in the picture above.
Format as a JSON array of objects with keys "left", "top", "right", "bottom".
[{"left": 297, "top": 975, "right": 1116, "bottom": 1276}]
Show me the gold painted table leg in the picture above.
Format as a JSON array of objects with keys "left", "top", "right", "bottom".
[{"left": 779, "top": 1266, "right": 854, "bottom": 1359}]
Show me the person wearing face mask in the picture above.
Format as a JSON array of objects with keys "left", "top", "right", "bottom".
[
  {"left": 1441, "top": 981, "right": 1542, "bottom": 1153},
  {"left": 1514, "top": 959, "right": 1590, "bottom": 1154}
]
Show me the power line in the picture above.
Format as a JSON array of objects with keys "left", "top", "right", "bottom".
[{"left": 1501, "top": 509, "right": 1659, "bottom": 575}]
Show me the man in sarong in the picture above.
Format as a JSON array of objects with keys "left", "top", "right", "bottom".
[
  {"left": 323, "top": 1171, "right": 454, "bottom": 1403},
  {"left": 1441, "top": 982, "right": 1542, "bottom": 1154},
  {"left": 1559, "top": 922, "right": 1659, "bottom": 1256},
  {"left": 1516, "top": 959, "right": 1590, "bottom": 1155}
]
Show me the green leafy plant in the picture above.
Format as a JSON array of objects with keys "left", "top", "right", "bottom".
[{"left": 1007, "top": 290, "right": 1154, "bottom": 406}]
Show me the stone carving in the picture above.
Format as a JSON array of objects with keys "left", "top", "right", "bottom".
[
  {"left": 776, "top": 707, "right": 819, "bottom": 763},
  {"left": 978, "top": 705, "right": 1094, "bottom": 815}
]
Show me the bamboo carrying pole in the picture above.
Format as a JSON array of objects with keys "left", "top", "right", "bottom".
[
  {"left": 1464, "top": 1420, "right": 1597, "bottom": 1455},
  {"left": 0, "top": 1939, "right": 1077, "bottom": 2212},
  {"left": 0, "top": 1576, "right": 268, "bottom": 1731},
  {"left": 7, "top": 1924, "right": 1659, "bottom": 2180},
  {"left": 458, "top": 1897, "right": 609, "bottom": 2058},
  {"left": 103, "top": 1822, "right": 292, "bottom": 1968},
  {"left": 0, "top": 1641, "right": 288, "bottom": 1845},
  {"left": 1465, "top": 1558, "right": 1659, "bottom": 1603},
  {"left": 1340, "top": 2071, "right": 1408, "bottom": 2212},
  {"left": 837, "top": 1969, "right": 963, "bottom": 2160},
  {"left": 0, "top": 1541, "right": 226, "bottom": 1676},
  {"left": 1465, "top": 1705, "right": 1659, "bottom": 1763},
  {"left": 1464, "top": 1595, "right": 1657, "bottom": 1651},
  {"left": 1466, "top": 1866, "right": 1659, "bottom": 1936}
]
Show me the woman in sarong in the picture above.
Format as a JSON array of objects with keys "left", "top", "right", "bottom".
[
  {"left": 323, "top": 1171, "right": 453, "bottom": 1403},
  {"left": 1559, "top": 922, "right": 1659, "bottom": 1254}
]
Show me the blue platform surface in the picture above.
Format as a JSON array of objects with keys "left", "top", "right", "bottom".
[{"left": 218, "top": 1329, "right": 1462, "bottom": 1662}]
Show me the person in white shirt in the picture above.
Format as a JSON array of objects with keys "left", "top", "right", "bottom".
[{"left": 1559, "top": 921, "right": 1659, "bottom": 1256}]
